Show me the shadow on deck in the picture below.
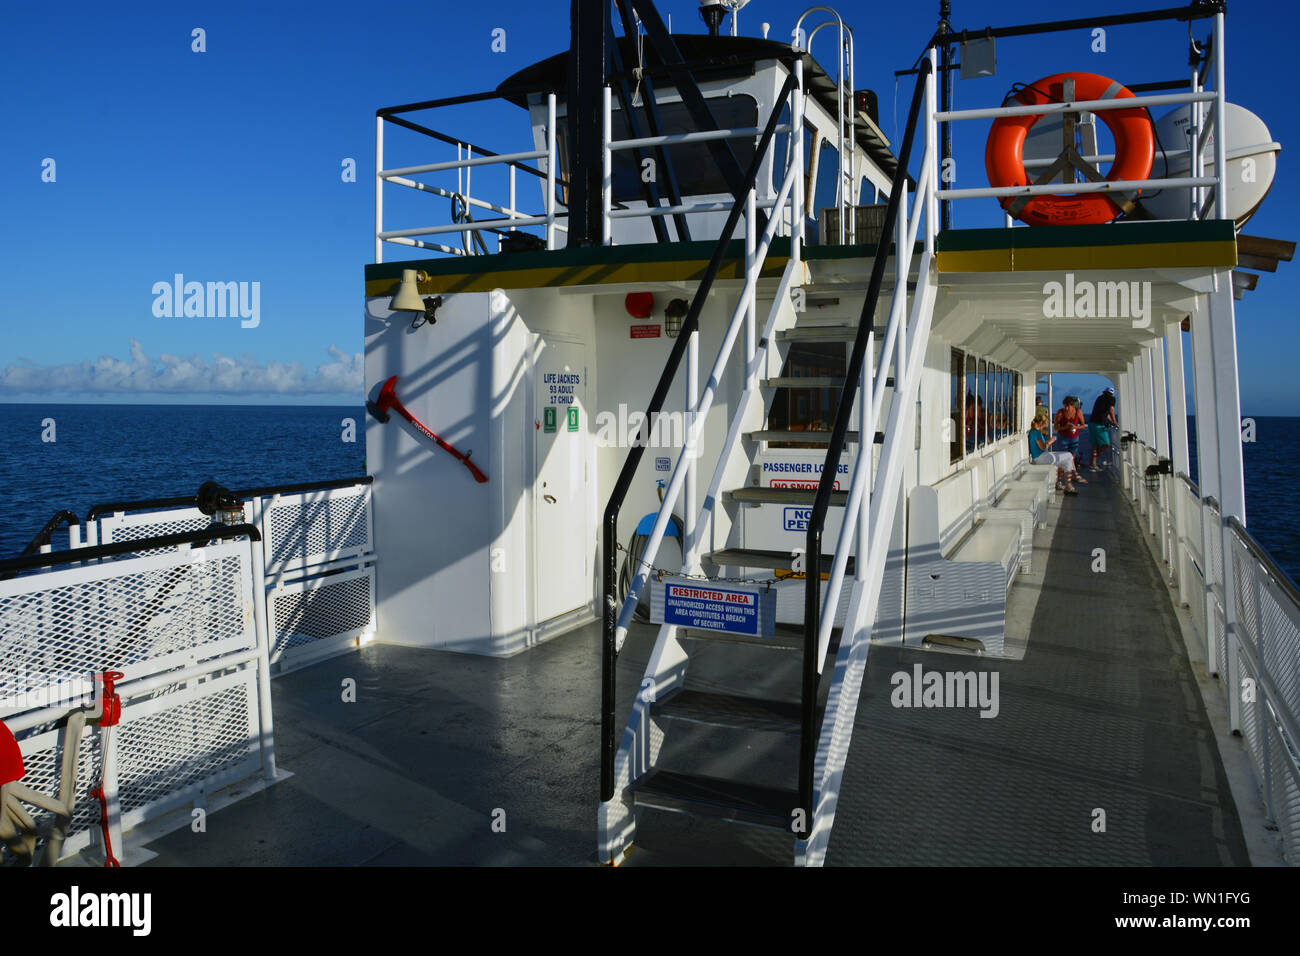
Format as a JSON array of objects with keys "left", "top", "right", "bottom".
[{"left": 139, "top": 472, "right": 1250, "bottom": 866}]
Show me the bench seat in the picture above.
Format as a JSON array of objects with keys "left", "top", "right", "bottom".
[
  {"left": 950, "top": 520, "right": 1020, "bottom": 570},
  {"left": 905, "top": 476, "right": 1020, "bottom": 656}
]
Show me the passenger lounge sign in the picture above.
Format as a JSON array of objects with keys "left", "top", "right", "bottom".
[{"left": 651, "top": 578, "right": 776, "bottom": 638}]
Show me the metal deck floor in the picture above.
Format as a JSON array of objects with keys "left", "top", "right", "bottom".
[
  {"left": 825, "top": 471, "right": 1251, "bottom": 866},
  {"left": 138, "top": 474, "right": 1250, "bottom": 866}
]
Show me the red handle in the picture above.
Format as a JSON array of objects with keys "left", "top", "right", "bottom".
[{"left": 378, "top": 377, "right": 489, "bottom": 483}]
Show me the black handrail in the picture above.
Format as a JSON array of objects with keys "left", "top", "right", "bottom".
[
  {"left": 798, "top": 57, "right": 933, "bottom": 831},
  {"left": 18, "top": 510, "right": 80, "bottom": 556},
  {"left": 600, "top": 69, "right": 797, "bottom": 804},
  {"left": 0, "top": 525, "right": 261, "bottom": 577},
  {"left": 84, "top": 475, "right": 372, "bottom": 523}
]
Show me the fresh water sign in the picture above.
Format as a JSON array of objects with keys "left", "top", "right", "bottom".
[{"left": 651, "top": 578, "right": 776, "bottom": 637}]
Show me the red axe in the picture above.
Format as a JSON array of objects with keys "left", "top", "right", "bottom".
[{"left": 368, "top": 376, "right": 488, "bottom": 483}]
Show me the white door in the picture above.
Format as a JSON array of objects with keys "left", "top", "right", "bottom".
[{"left": 533, "top": 337, "right": 590, "bottom": 623}]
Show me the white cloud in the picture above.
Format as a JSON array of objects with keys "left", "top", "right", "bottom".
[{"left": 0, "top": 339, "right": 362, "bottom": 396}]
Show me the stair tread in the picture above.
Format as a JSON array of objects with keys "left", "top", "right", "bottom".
[
  {"left": 628, "top": 768, "right": 797, "bottom": 830},
  {"left": 776, "top": 326, "right": 885, "bottom": 341},
  {"left": 677, "top": 627, "right": 802, "bottom": 650},
  {"left": 726, "top": 486, "right": 849, "bottom": 505},
  {"left": 761, "top": 377, "right": 845, "bottom": 388},
  {"left": 675, "top": 620, "right": 843, "bottom": 651},
  {"left": 747, "top": 429, "right": 859, "bottom": 443},
  {"left": 707, "top": 547, "right": 856, "bottom": 573},
  {"left": 653, "top": 689, "right": 803, "bottom": 734}
]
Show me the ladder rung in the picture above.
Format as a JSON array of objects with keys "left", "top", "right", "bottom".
[
  {"left": 762, "top": 377, "right": 844, "bottom": 389},
  {"left": 725, "top": 486, "right": 849, "bottom": 506},
  {"left": 746, "top": 430, "right": 859, "bottom": 444}
]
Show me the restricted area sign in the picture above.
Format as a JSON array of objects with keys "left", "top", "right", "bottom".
[{"left": 651, "top": 577, "right": 776, "bottom": 638}]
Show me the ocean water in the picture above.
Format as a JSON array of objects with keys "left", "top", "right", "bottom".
[
  {"left": 0, "top": 404, "right": 1296, "bottom": 586},
  {"left": 1186, "top": 415, "right": 1299, "bottom": 585},
  {"left": 0, "top": 404, "right": 364, "bottom": 556}
]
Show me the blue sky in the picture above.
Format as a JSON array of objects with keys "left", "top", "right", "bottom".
[{"left": 1, "top": 1, "right": 1296, "bottom": 410}]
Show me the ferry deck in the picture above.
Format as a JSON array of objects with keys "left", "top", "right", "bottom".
[{"left": 2, "top": 0, "right": 1297, "bottom": 869}]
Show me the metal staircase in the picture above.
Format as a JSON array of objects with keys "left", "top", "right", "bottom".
[{"left": 598, "top": 46, "right": 940, "bottom": 867}]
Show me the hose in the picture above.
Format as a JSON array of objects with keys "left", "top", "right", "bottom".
[{"left": 618, "top": 482, "right": 685, "bottom": 623}]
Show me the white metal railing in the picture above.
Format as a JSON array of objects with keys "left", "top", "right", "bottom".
[
  {"left": 815, "top": 46, "right": 938, "bottom": 667},
  {"left": 795, "top": 6, "right": 855, "bottom": 242},
  {"left": 1123, "top": 442, "right": 1300, "bottom": 865},
  {"left": 601, "top": 89, "right": 795, "bottom": 244},
  {"left": 0, "top": 535, "right": 273, "bottom": 865},
  {"left": 80, "top": 480, "right": 376, "bottom": 672},
  {"left": 613, "top": 59, "right": 806, "bottom": 648},
  {"left": 933, "top": 11, "right": 1230, "bottom": 222},
  {"left": 374, "top": 94, "right": 562, "bottom": 261}
]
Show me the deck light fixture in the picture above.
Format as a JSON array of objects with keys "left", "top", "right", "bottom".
[{"left": 664, "top": 297, "right": 689, "bottom": 338}]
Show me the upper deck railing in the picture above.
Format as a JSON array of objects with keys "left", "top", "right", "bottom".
[
  {"left": 373, "top": 8, "right": 872, "bottom": 261},
  {"left": 375, "top": 90, "right": 563, "bottom": 261},
  {"left": 923, "top": 3, "right": 1231, "bottom": 225}
]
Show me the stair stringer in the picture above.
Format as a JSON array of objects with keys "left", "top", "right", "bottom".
[
  {"left": 598, "top": 621, "right": 690, "bottom": 865},
  {"left": 795, "top": 254, "right": 939, "bottom": 867}
]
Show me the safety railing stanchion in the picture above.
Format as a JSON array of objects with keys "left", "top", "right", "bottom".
[
  {"left": 1213, "top": 12, "right": 1228, "bottom": 220},
  {"left": 926, "top": 47, "right": 938, "bottom": 253},
  {"left": 375, "top": 115, "right": 384, "bottom": 263},
  {"left": 602, "top": 86, "right": 613, "bottom": 246},
  {"left": 547, "top": 94, "right": 558, "bottom": 249},
  {"left": 249, "top": 495, "right": 277, "bottom": 781}
]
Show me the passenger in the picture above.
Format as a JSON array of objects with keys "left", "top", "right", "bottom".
[
  {"left": 1029, "top": 413, "right": 1078, "bottom": 494},
  {"left": 1089, "top": 386, "right": 1118, "bottom": 470},
  {"left": 1053, "top": 396, "right": 1088, "bottom": 485}
]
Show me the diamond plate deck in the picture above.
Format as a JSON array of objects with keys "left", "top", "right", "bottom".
[{"left": 824, "top": 476, "right": 1251, "bottom": 866}]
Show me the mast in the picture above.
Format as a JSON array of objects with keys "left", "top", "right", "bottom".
[
  {"left": 566, "top": 0, "right": 610, "bottom": 247},
  {"left": 938, "top": 0, "right": 952, "bottom": 231}
]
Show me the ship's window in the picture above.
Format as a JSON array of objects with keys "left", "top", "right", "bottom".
[
  {"left": 813, "top": 139, "right": 843, "bottom": 240},
  {"left": 1004, "top": 369, "right": 1014, "bottom": 438},
  {"left": 558, "top": 95, "right": 760, "bottom": 204},
  {"left": 996, "top": 367, "right": 1007, "bottom": 440},
  {"left": 949, "top": 348, "right": 964, "bottom": 463},
  {"left": 772, "top": 107, "right": 812, "bottom": 202},
  {"left": 1014, "top": 372, "right": 1022, "bottom": 430},
  {"left": 964, "top": 353, "right": 977, "bottom": 453},
  {"left": 976, "top": 359, "right": 988, "bottom": 449},
  {"left": 767, "top": 341, "right": 846, "bottom": 448}
]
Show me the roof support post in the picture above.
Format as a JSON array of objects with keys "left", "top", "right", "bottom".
[
  {"left": 1149, "top": 338, "right": 1172, "bottom": 560},
  {"left": 1165, "top": 318, "right": 1193, "bottom": 606},
  {"left": 1117, "top": 366, "right": 1131, "bottom": 494},
  {"left": 1205, "top": 271, "right": 1245, "bottom": 731}
]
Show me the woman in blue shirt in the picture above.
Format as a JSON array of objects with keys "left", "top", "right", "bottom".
[{"left": 1030, "top": 413, "right": 1078, "bottom": 495}]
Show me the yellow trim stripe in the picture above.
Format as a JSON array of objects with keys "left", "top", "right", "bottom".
[
  {"left": 364, "top": 256, "right": 790, "bottom": 297},
  {"left": 937, "top": 240, "right": 1238, "bottom": 274}
]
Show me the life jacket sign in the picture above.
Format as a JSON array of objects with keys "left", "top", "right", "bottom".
[{"left": 651, "top": 578, "right": 776, "bottom": 637}]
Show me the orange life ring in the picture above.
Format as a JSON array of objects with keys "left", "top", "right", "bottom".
[{"left": 985, "top": 72, "right": 1155, "bottom": 226}]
